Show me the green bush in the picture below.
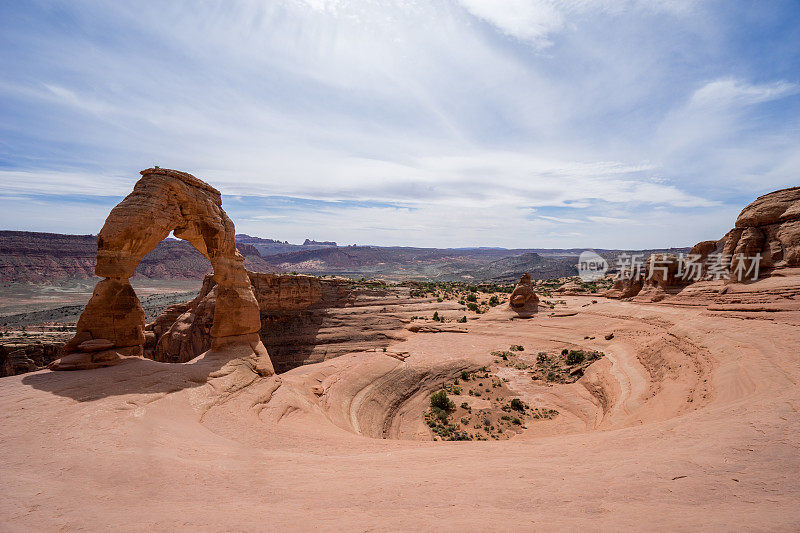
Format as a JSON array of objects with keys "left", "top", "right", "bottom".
[
  {"left": 561, "top": 348, "right": 569, "bottom": 356},
  {"left": 510, "top": 398, "right": 525, "bottom": 412},
  {"left": 565, "top": 350, "right": 585, "bottom": 365},
  {"left": 466, "top": 302, "right": 480, "bottom": 312},
  {"left": 466, "top": 294, "right": 478, "bottom": 302},
  {"left": 430, "top": 390, "right": 455, "bottom": 411},
  {"left": 432, "top": 311, "right": 440, "bottom": 321},
  {"left": 461, "top": 371, "right": 470, "bottom": 381},
  {"left": 509, "top": 345, "right": 524, "bottom": 351},
  {"left": 488, "top": 295, "right": 500, "bottom": 306},
  {"left": 458, "top": 316, "right": 467, "bottom": 323}
]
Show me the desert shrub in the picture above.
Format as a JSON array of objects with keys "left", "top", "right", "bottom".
[
  {"left": 512, "top": 417, "right": 522, "bottom": 425},
  {"left": 501, "top": 414, "right": 510, "bottom": 421},
  {"left": 510, "top": 398, "right": 525, "bottom": 412},
  {"left": 488, "top": 295, "right": 500, "bottom": 306},
  {"left": 451, "top": 386, "right": 462, "bottom": 395},
  {"left": 565, "top": 350, "right": 585, "bottom": 365},
  {"left": 536, "top": 353, "right": 548, "bottom": 364},
  {"left": 466, "top": 302, "right": 480, "bottom": 312},
  {"left": 561, "top": 348, "right": 569, "bottom": 355},
  {"left": 510, "top": 345, "right": 524, "bottom": 351},
  {"left": 430, "top": 390, "right": 455, "bottom": 411},
  {"left": 546, "top": 371, "right": 557, "bottom": 381},
  {"left": 432, "top": 408, "right": 449, "bottom": 422},
  {"left": 461, "top": 371, "right": 470, "bottom": 381},
  {"left": 432, "top": 311, "right": 440, "bottom": 321},
  {"left": 460, "top": 402, "right": 470, "bottom": 409},
  {"left": 458, "top": 316, "right": 467, "bottom": 323},
  {"left": 466, "top": 293, "right": 477, "bottom": 302}
]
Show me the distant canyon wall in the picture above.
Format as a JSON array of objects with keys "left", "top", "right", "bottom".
[{"left": 0, "top": 231, "right": 273, "bottom": 283}]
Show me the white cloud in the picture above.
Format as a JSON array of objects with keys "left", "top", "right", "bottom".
[
  {"left": 688, "top": 78, "right": 799, "bottom": 110},
  {"left": 458, "top": 0, "right": 564, "bottom": 47},
  {"left": 0, "top": 1, "right": 797, "bottom": 248}
]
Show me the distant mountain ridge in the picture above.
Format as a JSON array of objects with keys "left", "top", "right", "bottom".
[
  {"left": 0, "top": 230, "right": 691, "bottom": 283},
  {"left": 0, "top": 231, "right": 275, "bottom": 283}
]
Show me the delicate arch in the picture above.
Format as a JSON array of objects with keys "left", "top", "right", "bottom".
[{"left": 53, "top": 168, "right": 269, "bottom": 373}]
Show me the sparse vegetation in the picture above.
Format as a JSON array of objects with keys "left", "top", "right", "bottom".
[
  {"left": 430, "top": 390, "right": 455, "bottom": 412},
  {"left": 565, "top": 350, "right": 585, "bottom": 365}
]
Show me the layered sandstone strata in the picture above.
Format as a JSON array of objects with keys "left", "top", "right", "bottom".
[{"left": 723, "top": 187, "right": 800, "bottom": 275}]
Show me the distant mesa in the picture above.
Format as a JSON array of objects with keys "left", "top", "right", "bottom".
[
  {"left": 235, "top": 234, "right": 290, "bottom": 245},
  {"left": 303, "top": 239, "right": 337, "bottom": 246}
]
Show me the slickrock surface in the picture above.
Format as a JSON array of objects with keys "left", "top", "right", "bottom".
[
  {"left": 149, "top": 272, "right": 464, "bottom": 373},
  {"left": 2, "top": 185, "right": 799, "bottom": 529},
  {"left": 1, "top": 294, "right": 798, "bottom": 529}
]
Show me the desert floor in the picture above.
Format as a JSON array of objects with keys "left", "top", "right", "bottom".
[{"left": 1, "top": 295, "right": 798, "bottom": 531}]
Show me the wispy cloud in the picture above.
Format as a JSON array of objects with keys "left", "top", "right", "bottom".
[{"left": 0, "top": 1, "right": 798, "bottom": 248}]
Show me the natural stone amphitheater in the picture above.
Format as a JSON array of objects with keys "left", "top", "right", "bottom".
[{"left": 1, "top": 171, "right": 799, "bottom": 530}]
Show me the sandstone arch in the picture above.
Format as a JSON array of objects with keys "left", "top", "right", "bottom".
[{"left": 52, "top": 168, "right": 273, "bottom": 374}]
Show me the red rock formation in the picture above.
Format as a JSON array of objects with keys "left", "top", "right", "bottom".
[
  {"left": 506, "top": 273, "right": 538, "bottom": 317},
  {"left": 632, "top": 253, "right": 693, "bottom": 302},
  {"left": 724, "top": 187, "right": 800, "bottom": 275},
  {"left": 603, "top": 276, "right": 644, "bottom": 299},
  {"left": 51, "top": 168, "right": 273, "bottom": 375},
  {"left": 146, "top": 274, "right": 469, "bottom": 373}
]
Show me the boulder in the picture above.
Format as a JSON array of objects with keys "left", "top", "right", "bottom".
[{"left": 508, "top": 273, "right": 539, "bottom": 317}]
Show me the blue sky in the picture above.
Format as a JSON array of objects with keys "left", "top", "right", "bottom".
[{"left": 1, "top": 0, "right": 798, "bottom": 248}]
